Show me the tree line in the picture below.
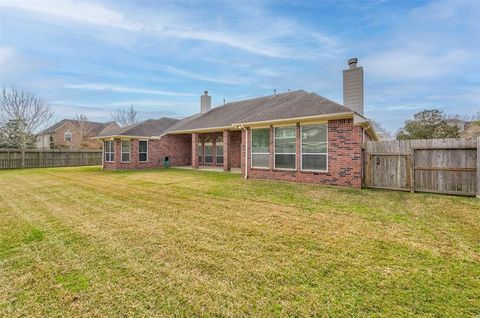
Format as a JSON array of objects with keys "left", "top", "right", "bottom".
[{"left": 0, "top": 87, "right": 139, "bottom": 166}]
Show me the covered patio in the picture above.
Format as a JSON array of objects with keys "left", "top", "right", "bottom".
[{"left": 190, "top": 130, "right": 242, "bottom": 172}]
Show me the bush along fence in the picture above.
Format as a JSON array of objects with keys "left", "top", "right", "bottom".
[
  {"left": 0, "top": 148, "right": 102, "bottom": 169},
  {"left": 363, "top": 137, "right": 479, "bottom": 197}
]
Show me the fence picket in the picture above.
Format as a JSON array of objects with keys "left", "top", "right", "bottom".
[
  {"left": 363, "top": 138, "right": 477, "bottom": 197},
  {"left": 0, "top": 149, "right": 102, "bottom": 170}
]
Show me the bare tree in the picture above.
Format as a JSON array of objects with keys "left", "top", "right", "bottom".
[
  {"left": 75, "top": 113, "right": 93, "bottom": 147},
  {"left": 371, "top": 120, "right": 394, "bottom": 140},
  {"left": 0, "top": 87, "right": 53, "bottom": 167},
  {"left": 112, "top": 105, "right": 138, "bottom": 127}
]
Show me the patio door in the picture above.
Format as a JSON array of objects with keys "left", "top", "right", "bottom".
[{"left": 204, "top": 137, "right": 213, "bottom": 164}]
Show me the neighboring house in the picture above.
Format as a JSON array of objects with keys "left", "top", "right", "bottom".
[
  {"left": 95, "top": 58, "right": 377, "bottom": 188},
  {"left": 446, "top": 118, "right": 480, "bottom": 139},
  {"left": 37, "top": 119, "right": 118, "bottom": 150},
  {"left": 462, "top": 121, "right": 480, "bottom": 138}
]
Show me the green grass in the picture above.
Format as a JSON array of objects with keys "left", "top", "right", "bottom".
[{"left": 0, "top": 166, "right": 479, "bottom": 317}]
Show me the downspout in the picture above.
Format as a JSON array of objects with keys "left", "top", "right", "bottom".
[{"left": 240, "top": 125, "right": 248, "bottom": 179}]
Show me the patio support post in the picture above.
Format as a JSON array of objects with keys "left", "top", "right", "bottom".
[
  {"left": 192, "top": 132, "right": 199, "bottom": 169},
  {"left": 223, "top": 130, "right": 230, "bottom": 172}
]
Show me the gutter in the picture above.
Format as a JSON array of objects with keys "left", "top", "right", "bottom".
[
  {"left": 91, "top": 135, "right": 161, "bottom": 140},
  {"left": 232, "top": 112, "right": 354, "bottom": 127}
]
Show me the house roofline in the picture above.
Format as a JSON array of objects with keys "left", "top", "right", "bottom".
[
  {"left": 232, "top": 112, "right": 355, "bottom": 127},
  {"left": 91, "top": 135, "right": 160, "bottom": 140},
  {"left": 160, "top": 126, "right": 239, "bottom": 136}
]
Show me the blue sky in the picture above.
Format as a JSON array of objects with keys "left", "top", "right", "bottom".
[{"left": 0, "top": 0, "right": 479, "bottom": 132}]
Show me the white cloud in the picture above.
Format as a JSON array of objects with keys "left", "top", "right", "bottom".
[
  {"left": 364, "top": 48, "right": 470, "bottom": 80},
  {"left": 0, "top": 0, "right": 337, "bottom": 59},
  {"left": 64, "top": 83, "right": 194, "bottom": 96},
  {"left": 155, "top": 64, "right": 253, "bottom": 85},
  {"left": 109, "top": 99, "right": 197, "bottom": 109},
  {"left": 0, "top": 46, "right": 15, "bottom": 65},
  {"left": 0, "top": 0, "right": 133, "bottom": 30}
]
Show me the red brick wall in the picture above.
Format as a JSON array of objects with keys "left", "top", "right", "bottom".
[
  {"left": 103, "top": 134, "right": 191, "bottom": 170},
  {"left": 242, "top": 119, "right": 363, "bottom": 188},
  {"left": 229, "top": 130, "right": 242, "bottom": 168}
]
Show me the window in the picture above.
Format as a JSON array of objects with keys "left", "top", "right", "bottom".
[
  {"left": 301, "top": 124, "right": 327, "bottom": 171},
  {"left": 121, "top": 140, "right": 130, "bottom": 162},
  {"left": 139, "top": 140, "right": 148, "bottom": 162},
  {"left": 64, "top": 130, "right": 72, "bottom": 142},
  {"left": 251, "top": 128, "right": 269, "bottom": 168},
  {"left": 215, "top": 136, "right": 223, "bottom": 164},
  {"left": 198, "top": 140, "right": 203, "bottom": 164},
  {"left": 274, "top": 126, "right": 296, "bottom": 170},
  {"left": 204, "top": 137, "right": 213, "bottom": 164},
  {"left": 104, "top": 140, "right": 114, "bottom": 162}
]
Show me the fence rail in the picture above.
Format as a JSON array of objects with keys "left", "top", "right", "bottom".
[
  {"left": 0, "top": 149, "right": 102, "bottom": 169},
  {"left": 363, "top": 138, "right": 479, "bottom": 197}
]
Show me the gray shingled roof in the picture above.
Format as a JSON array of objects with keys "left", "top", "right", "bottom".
[
  {"left": 97, "top": 117, "right": 179, "bottom": 137},
  {"left": 38, "top": 119, "right": 116, "bottom": 135},
  {"left": 164, "top": 90, "right": 353, "bottom": 134}
]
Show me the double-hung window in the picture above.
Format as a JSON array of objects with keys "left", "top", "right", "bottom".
[
  {"left": 251, "top": 128, "right": 269, "bottom": 168},
  {"left": 64, "top": 130, "right": 72, "bottom": 142},
  {"left": 274, "top": 126, "right": 296, "bottom": 170},
  {"left": 121, "top": 140, "right": 130, "bottom": 162},
  {"left": 204, "top": 137, "right": 213, "bottom": 164},
  {"left": 139, "top": 140, "right": 148, "bottom": 162},
  {"left": 301, "top": 124, "right": 327, "bottom": 171},
  {"left": 215, "top": 136, "right": 224, "bottom": 164},
  {"left": 104, "top": 140, "right": 114, "bottom": 162}
]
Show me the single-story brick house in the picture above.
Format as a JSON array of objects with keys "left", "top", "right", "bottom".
[{"left": 95, "top": 58, "right": 377, "bottom": 188}]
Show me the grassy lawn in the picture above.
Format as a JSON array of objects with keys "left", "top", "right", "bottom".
[{"left": 0, "top": 166, "right": 479, "bottom": 317}]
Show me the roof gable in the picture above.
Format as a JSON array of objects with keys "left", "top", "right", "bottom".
[
  {"left": 38, "top": 119, "right": 117, "bottom": 135},
  {"left": 97, "top": 117, "right": 179, "bottom": 137}
]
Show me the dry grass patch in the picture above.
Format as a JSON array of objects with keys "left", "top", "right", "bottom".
[{"left": 0, "top": 166, "right": 479, "bottom": 317}]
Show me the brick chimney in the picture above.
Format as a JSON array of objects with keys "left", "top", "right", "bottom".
[
  {"left": 200, "top": 91, "right": 211, "bottom": 113},
  {"left": 343, "top": 58, "right": 364, "bottom": 115}
]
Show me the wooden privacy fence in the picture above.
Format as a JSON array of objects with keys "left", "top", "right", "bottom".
[
  {"left": 363, "top": 138, "right": 479, "bottom": 197},
  {"left": 0, "top": 149, "right": 102, "bottom": 169}
]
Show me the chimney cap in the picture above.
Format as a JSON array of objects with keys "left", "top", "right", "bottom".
[
  {"left": 204, "top": 90, "right": 208, "bottom": 95},
  {"left": 348, "top": 58, "right": 358, "bottom": 65}
]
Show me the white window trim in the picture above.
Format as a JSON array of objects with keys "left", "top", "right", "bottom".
[
  {"left": 105, "top": 140, "right": 114, "bottom": 163},
  {"left": 250, "top": 129, "right": 270, "bottom": 170},
  {"left": 64, "top": 130, "right": 72, "bottom": 142},
  {"left": 121, "top": 139, "right": 131, "bottom": 163},
  {"left": 300, "top": 123, "right": 328, "bottom": 173},
  {"left": 203, "top": 137, "right": 213, "bottom": 165},
  {"left": 198, "top": 140, "right": 203, "bottom": 164},
  {"left": 139, "top": 139, "right": 148, "bottom": 163},
  {"left": 273, "top": 126, "right": 297, "bottom": 171},
  {"left": 215, "top": 136, "right": 224, "bottom": 165}
]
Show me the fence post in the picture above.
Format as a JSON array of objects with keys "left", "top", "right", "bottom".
[
  {"left": 477, "top": 137, "right": 479, "bottom": 199},
  {"left": 410, "top": 148, "right": 415, "bottom": 193},
  {"left": 365, "top": 154, "right": 371, "bottom": 188}
]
